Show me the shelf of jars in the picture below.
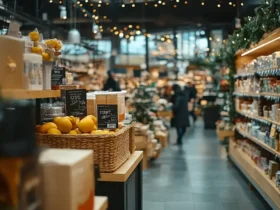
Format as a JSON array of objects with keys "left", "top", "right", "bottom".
[
  {"left": 234, "top": 92, "right": 280, "bottom": 99},
  {"left": 229, "top": 138, "right": 280, "bottom": 210},
  {"left": 235, "top": 125, "right": 280, "bottom": 157}
]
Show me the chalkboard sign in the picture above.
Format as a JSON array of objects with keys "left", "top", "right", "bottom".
[
  {"left": 51, "top": 67, "right": 65, "bottom": 89},
  {"left": 97, "top": 105, "right": 118, "bottom": 129},
  {"left": 63, "top": 89, "right": 87, "bottom": 117}
]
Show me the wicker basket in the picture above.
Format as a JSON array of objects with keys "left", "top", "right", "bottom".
[{"left": 36, "top": 124, "right": 135, "bottom": 173}]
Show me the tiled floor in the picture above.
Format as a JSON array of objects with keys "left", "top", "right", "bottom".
[{"left": 143, "top": 120, "right": 272, "bottom": 210}]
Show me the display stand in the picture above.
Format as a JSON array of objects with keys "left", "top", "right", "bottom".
[
  {"left": 1, "top": 89, "right": 61, "bottom": 99},
  {"left": 135, "top": 135, "right": 148, "bottom": 169},
  {"left": 95, "top": 196, "right": 108, "bottom": 210},
  {"left": 96, "top": 151, "right": 143, "bottom": 210},
  {"left": 232, "top": 28, "right": 280, "bottom": 210}
]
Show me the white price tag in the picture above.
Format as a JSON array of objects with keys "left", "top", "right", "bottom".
[{"left": 25, "top": 40, "right": 33, "bottom": 48}]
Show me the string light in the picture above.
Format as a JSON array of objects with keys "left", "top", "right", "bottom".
[
  {"left": 100, "top": 29, "right": 103, "bottom": 32},
  {"left": 106, "top": 2, "right": 109, "bottom": 5},
  {"left": 93, "top": 9, "right": 96, "bottom": 12},
  {"left": 154, "top": 4, "right": 158, "bottom": 7},
  {"left": 184, "top": 1, "right": 188, "bottom": 4},
  {"left": 122, "top": 4, "right": 125, "bottom": 7},
  {"left": 209, "top": 37, "right": 212, "bottom": 41},
  {"left": 136, "top": 30, "right": 141, "bottom": 35},
  {"left": 82, "top": 9, "right": 85, "bottom": 12},
  {"left": 90, "top": 3, "right": 94, "bottom": 6},
  {"left": 125, "top": 35, "right": 129, "bottom": 39},
  {"left": 98, "top": 4, "right": 101, "bottom": 7},
  {"left": 132, "top": 3, "right": 135, "bottom": 7},
  {"left": 114, "top": 31, "right": 119, "bottom": 35},
  {"left": 136, "top": 25, "right": 140, "bottom": 29},
  {"left": 85, "top": 0, "right": 88, "bottom": 2},
  {"left": 201, "top": 2, "right": 204, "bottom": 5},
  {"left": 233, "top": 3, "right": 236, "bottom": 7},
  {"left": 130, "top": 36, "right": 134, "bottom": 40},
  {"left": 103, "top": 16, "right": 107, "bottom": 19},
  {"left": 80, "top": 3, "right": 83, "bottom": 6},
  {"left": 158, "top": 0, "right": 162, "bottom": 4},
  {"left": 99, "top": 25, "right": 103, "bottom": 28},
  {"left": 77, "top": 1, "right": 80, "bottom": 4},
  {"left": 119, "top": 32, "right": 124, "bottom": 38},
  {"left": 124, "top": 27, "right": 128, "bottom": 31},
  {"left": 99, "top": 0, "right": 102, "bottom": 3},
  {"left": 92, "top": 15, "right": 95, "bottom": 18},
  {"left": 145, "top": 2, "right": 148, "bottom": 5},
  {"left": 217, "top": 4, "right": 220, "bottom": 7},
  {"left": 95, "top": 16, "right": 99, "bottom": 20},
  {"left": 128, "top": 25, "right": 133, "bottom": 28},
  {"left": 113, "top": 26, "right": 117, "bottom": 30},
  {"left": 59, "top": 1, "right": 62, "bottom": 4},
  {"left": 84, "top": 13, "right": 88, "bottom": 17},
  {"left": 173, "top": 4, "right": 177, "bottom": 8},
  {"left": 49, "top": 0, "right": 53, "bottom": 3},
  {"left": 241, "top": 2, "right": 244, "bottom": 6},
  {"left": 176, "top": 0, "right": 179, "bottom": 2},
  {"left": 162, "top": 2, "right": 166, "bottom": 5}
]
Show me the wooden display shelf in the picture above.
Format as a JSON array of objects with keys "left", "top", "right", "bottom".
[
  {"left": 135, "top": 135, "right": 148, "bottom": 170},
  {"left": 236, "top": 110, "right": 280, "bottom": 128},
  {"left": 235, "top": 127, "right": 280, "bottom": 157},
  {"left": 229, "top": 139, "right": 280, "bottom": 210},
  {"left": 1, "top": 89, "right": 61, "bottom": 99},
  {"left": 99, "top": 151, "right": 143, "bottom": 182},
  {"left": 95, "top": 196, "right": 108, "bottom": 210}
]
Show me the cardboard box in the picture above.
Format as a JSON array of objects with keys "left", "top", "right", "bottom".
[
  {"left": 40, "top": 149, "right": 94, "bottom": 210},
  {"left": 268, "top": 160, "right": 279, "bottom": 179},
  {"left": 0, "top": 35, "right": 25, "bottom": 89}
]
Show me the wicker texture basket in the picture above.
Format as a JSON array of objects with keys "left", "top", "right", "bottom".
[{"left": 36, "top": 125, "right": 135, "bottom": 173}]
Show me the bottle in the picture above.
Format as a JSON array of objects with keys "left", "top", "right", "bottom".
[{"left": 0, "top": 99, "right": 40, "bottom": 210}]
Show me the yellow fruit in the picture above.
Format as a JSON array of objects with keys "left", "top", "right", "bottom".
[
  {"left": 87, "top": 115, "right": 97, "bottom": 124},
  {"left": 91, "top": 130, "right": 103, "bottom": 135},
  {"left": 53, "top": 116, "right": 62, "bottom": 124},
  {"left": 109, "top": 131, "right": 115, "bottom": 134},
  {"left": 69, "top": 130, "right": 78, "bottom": 135},
  {"left": 102, "top": 130, "right": 110, "bottom": 134},
  {"left": 56, "top": 117, "right": 72, "bottom": 133},
  {"left": 31, "top": 46, "right": 43, "bottom": 55},
  {"left": 75, "top": 128, "right": 82, "bottom": 134},
  {"left": 29, "top": 31, "right": 40, "bottom": 41},
  {"left": 47, "top": 128, "right": 61, "bottom": 135},
  {"left": 78, "top": 117, "right": 95, "bottom": 133},
  {"left": 39, "top": 122, "right": 57, "bottom": 133},
  {"left": 42, "top": 52, "right": 50, "bottom": 61}
]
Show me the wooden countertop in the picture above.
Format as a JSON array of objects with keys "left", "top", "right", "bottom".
[
  {"left": 99, "top": 151, "right": 143, "bottom": 182},
  {"left": 95, "top": 196, "right": 108, "bottom": 210}
]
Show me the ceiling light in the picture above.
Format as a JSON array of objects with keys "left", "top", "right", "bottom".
[
  {"left": 128, "top": 25, "right": 133, "bottom": 28},
  {"left": 158, "top": 0, "right": 162, "bottom": 3},
  {"left": 122, "top": 4, "right": 125, "bottom": 7},
  {"left": 173, "top": 4, "right": 177, "bottom": 8},
  {"left": 98, "top": 4, "right": 101, "bottom": 7},
  {"left": 132, "top": 4, "right": 135, "bottom": 7},
  {"left": 154, "top": 3, "right": 158, "bottom": 7},
  {"left": 184, "top": 1, "right": 188, "bottom": 4},
  {"left": 125, "top": 35, "right": 129, "bottom": 39},
  {"left": 136, "top": 30, "right": 141, "bottom": 35}
]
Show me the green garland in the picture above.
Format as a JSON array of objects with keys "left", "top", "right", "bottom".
[{"left": 222, "top": 0, "right": 280, "bottom": 123}]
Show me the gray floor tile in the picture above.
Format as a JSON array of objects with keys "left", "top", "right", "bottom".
[
  {"left": 165, "top": 202, "right": 195, "bottom": 210},
  {"left": 143, "top": 201, "right": 165, "bottom": 210},
  {"left": 194, "top": 202, "right": 224, "bottom": 210}
]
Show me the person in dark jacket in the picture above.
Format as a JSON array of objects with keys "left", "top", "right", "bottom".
[
  {"left": 171, "top": 84, "right": 190, "bottom": 145},
  {"left": 103, "top": 70, "right": 121, "bottom": 91},
  {"left": 185, "top": 82, "right": 197, "bottom": 123}
]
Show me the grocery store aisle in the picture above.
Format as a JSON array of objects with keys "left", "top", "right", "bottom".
[{"left": 143, "top": 120, "right": 271, "bottom": 210}]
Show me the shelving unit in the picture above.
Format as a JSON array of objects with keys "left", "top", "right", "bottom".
[
  {"left": 1, "top": 89, "right": 61, "bottom": 99},
  {"left": 235, "top": 126, "right": 280, "bottom": 156},
  {"left": 232, "top": 27, "right": 280, "bottom": 210},
  {"left": 229, "top": 139, "right": 280, "bottom": 210}
]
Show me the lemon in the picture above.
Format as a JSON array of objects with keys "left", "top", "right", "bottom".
[
  {"left": 91, "top": 130, "right": 103, "bottom": 135},
  {"left": 78, "top": 117, "right": 95, "bottom": 133},
  {"left": 31, "top": 46, "right": 43, "bottom": 55},
  {"left": 56, "top": 117, "right": 72, "bottom": 133},
  {"left": 29, "top": 31, "right": 40, "bottom": 41},
  {"left": 39, "top": 122, "right": 57, "bottom": 133},
  {"left": 75, "top": 128, "right": 82, "bottom": 134},
  {"left": 69, "top": 130, "right": 78, "bottom": 135},
  {"left": 47, "top": 128, "right": 61, "bottom": 135},
  {"left": 42, "top": 52, "right": 50, "bottom": 61},
  {"left": 87, "top": 115, "right": 97, "bottom": 124},
  {"left": 53, "top": 116, "right": 62, "bottom": 124}
]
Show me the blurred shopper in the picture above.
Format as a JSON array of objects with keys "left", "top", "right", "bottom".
[
  {"left": 185, "top": 82, "right": 197, "bottom": 123},
  {"left": 171, "top": 84, "right": 190, "bottom": 145},
  {"left": 103, "top": 70, "right": 121, "bottom": 91}
]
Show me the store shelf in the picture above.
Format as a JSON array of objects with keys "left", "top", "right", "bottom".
[
  {"left": 99, "top": 151, "right": 143, "bottom": 182},
  {"left": 229, "top": 139, "right": 280, "bottom": 210},
  {"left": 1, "top": 89, "right": 61, "bottom": 99},
  {"left": 234, "top": 67, "right": 280, "bottom": 79},
  {"left": 95, "top": 196, "right": 108, "bottom": 210},
  {"left": 235, "top": 126, "right": 280, "bottom": 157},
  {"left": 238, "top": 28, "right": 280, "bottom": 57},
  {"left": 234, "top": 92, "right": 280, "bottom": 98}
]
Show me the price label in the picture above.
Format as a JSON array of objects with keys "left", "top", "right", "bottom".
[
  {"left": 62, "top": 89, "right": 87, "bottom": 118},
  {"left": 25, "top": 40, "right": 33, "bottom": 48},
  {"left": 97, "top": 105, "right": 118, "bottom": 129},
  {"left": 51, "top": 66, "right": 65, "bottom": 89}
]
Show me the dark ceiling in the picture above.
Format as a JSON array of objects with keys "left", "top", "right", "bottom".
[{"left": 0, "top": 0, "right": 259, "bottom": 39}]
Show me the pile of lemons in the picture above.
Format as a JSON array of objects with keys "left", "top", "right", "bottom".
[{"left": 37, "top": 115, "right": 117, "bottom": 135}]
